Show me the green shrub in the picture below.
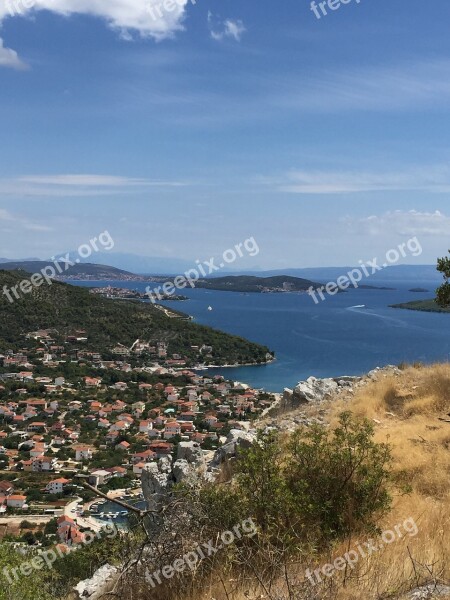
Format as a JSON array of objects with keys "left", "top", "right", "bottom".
[{"left": 199, "top": 412, "right": 393, "bottom": 551}]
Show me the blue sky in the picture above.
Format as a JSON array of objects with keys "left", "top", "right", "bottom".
[{"left": 1, "top": 0, "right": 450, "bottom": 269}]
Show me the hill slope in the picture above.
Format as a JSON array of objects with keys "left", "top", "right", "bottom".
[
  {"left": 0, "top": 261, "right": 143, "bottom": 281},
  {"left": 391, "top": 299, "right": 450, "bottom": 313},
  {"left": 0, "top": 270, "right": 272, "bottom": 365}
]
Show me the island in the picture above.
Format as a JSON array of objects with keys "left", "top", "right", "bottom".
[
  {"left": 390, "top": 299, "right": 450, "bottom": 313},
  {"left": 194, "top": 275, "right": 323, "bottom": 293}
]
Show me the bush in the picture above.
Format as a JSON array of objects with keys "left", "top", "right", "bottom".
[
  {"left": 20, "top": 520, "right": 36, "bottom": 530},
  {"left": 199, "top": 412, "right": 393, "bottom": 551}
]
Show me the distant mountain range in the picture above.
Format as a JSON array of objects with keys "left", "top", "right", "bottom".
[
  {"left": 0, "top": 257, "right": 40, "bottom": 263},
  {"left": 0, "top": 255, "right": 441, "bottom": 283},
  {"left": 0, "top": 254, "right": 201, "bottom": 275},
  {"left": 237, "top": 265, "right": 442, "bottom": 283}
]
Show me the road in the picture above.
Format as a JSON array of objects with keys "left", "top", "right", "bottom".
[{"left": 64, "top": 497, "right": 103, "bottom": 532}]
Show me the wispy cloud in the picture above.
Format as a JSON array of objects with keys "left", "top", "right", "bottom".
[
  {"left": 273, "top": 59, "right": 450, "bottom": 113},
  {"left": 0, "top": 174, "right": 189, "bottom": 197},
  {"left": 0, "top": 209, "right": 14, "bottom": 221},
  {"left": 272, "top": 164, "right": 450, "bottom": 194},
  {"left": 342, "top": 210, "right": 450, "bottom": 237},
  {"left": 208, "top": 13, "right": 246, "bottom": 42},
  {"left": 0, "top": 38, "right": 27, "bottom": 70},
  {"left": 0, "top": 207, "right": 52, "bottom": 232}
]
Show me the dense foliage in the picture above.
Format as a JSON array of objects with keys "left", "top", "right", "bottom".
[
  {"left": 436, "top": 250, "right": 450, "bottom": 308},
  {"left": 198, "top": 412, "right": 393, "bottom": 550},
  {"left": 0, "top": 270, "right": 272, "bottom": 365}
]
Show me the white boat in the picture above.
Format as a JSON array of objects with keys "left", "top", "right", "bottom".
[{"left": 207, "top": 306, "right": 213, "bottom": 311}]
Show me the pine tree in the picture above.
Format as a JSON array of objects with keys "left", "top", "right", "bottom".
[{"left": 436, "top": 251, "right": 450, "bottom": 307}]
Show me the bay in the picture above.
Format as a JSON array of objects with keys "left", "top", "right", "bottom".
[{"left": 74, "top": 280, "right": 450, "bottom": 392}]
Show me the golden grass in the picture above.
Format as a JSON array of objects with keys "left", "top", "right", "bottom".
[
  {"left": 117, "top": 364, "right": 450, "bottom": 600},
  {"left": 208, "top": 364, "right": 450, "bottom": 600}
]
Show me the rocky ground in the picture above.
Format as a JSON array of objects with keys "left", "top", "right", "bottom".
[{"left": 261, "top": 365, "right": 403, "bottom": 433}]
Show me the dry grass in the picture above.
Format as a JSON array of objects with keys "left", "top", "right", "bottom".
[
  {"left": 214, "top": 364, "right": 450, "bottom": 600},
  {"left": 114, "top": 364, "right": 450, "bottom": 600}
]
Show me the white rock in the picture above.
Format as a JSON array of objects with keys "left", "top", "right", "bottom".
[
  {"left": 177, "top": 442, "right": 205, "bottom": 468},
  {"left": 293, "top": 377, "right": 339, "bottom": 403},
  {"left": 74, "top": 564, "right": 117, "bottom": 599},
  {"left": 172, "top": 459, "right": 191, "bottom": 483}
]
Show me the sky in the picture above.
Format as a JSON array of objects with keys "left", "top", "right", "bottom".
[{"left": 1, "top": 0, "right": 450, "bottom": 269}]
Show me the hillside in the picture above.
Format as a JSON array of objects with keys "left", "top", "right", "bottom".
[
  {"left": 0, "top": 364, "right": 448, "bottom": 600},
  {"left": 0, "top": 261, "right": 144, "bottom": 281},
  {"left": 196, "top": 275, "right": 323, "bottom": 293},
  {"left": 0, "top": 270, "right": 272, "bottom": 365},
  {"left": 391, "top": 299, "right": 450, "bottom": 313},
  {"left": 126, "top": 363, "right": 448, "bottom": 600}
]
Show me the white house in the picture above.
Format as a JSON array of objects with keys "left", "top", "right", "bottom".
[
  {"left": 133, "top": 462, "right": 146, "bottom": 475},
  {"left": 45, "top": 478, "right": 70, "bottom": 495},
  {"left": 139, "top": 420, "right": 152, "bottom": 434},
  {"left": 164, "top": 422, "right": 181, "bottom": 440},
  {"left": 7, "top": 495, "right": 27, "bottom": 509},
  {"left": 88, "top": 470, "right": 111, "bottom": 487},
  {"left": 75, "top": 446, "right": 93, "bottom": 461}
]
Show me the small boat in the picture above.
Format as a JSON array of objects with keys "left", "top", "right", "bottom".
[{"left": 207, "top": 306, "right": 213, "bottom": 311}]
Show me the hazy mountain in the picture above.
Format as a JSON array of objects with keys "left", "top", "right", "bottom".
[
  {"left": 71, "top": 252, "right": 198, "bottom": 275},
  {"left": 226, "top": 265, "right": 441, "bottom": 284},
  {"left": 0, "top": 261, "right": 143, "bottom": 280},
  {"left": 0, "top": 257, "right": 41, "bottom": 263}
]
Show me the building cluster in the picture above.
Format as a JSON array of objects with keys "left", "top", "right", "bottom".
[{"left": 0, "top": 328, "right": 274, "bottom": 520}]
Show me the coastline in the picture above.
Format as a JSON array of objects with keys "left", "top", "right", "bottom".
[{"left": 192, "top": 356, "right": 277, "bottom": 371}]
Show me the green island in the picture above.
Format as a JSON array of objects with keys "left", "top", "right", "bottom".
[
  {"left": 195, "top": 274, "right": 322, "bottom": 293},
  {"left": 391, "top": 299, "right": 450, "bottom": 313}
]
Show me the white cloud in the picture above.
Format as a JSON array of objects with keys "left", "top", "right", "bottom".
[
  {"left": 19, "top": 174, "right": 150, "bottom": 186},
  {"left": 343, "top": 210, "right": 450, "bottom": 237},
  {"left": 0, "top": 173, "right": 189, "bottom": 197},
  {"left": 0, "top": 0, "right": 189, "bottom": 49},
  {"left": 274, "top": 164, "right": 450, "bottom": 194},
  {"left": 0, "top": 37, "right": 27, "bottom": 70},
  {"left": 208, "top": 13, "right": 246, "bottom": 42}
]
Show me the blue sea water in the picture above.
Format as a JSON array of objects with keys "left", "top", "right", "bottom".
[{"left": 75, "top": 280, "right": 450, "bottom": 392}]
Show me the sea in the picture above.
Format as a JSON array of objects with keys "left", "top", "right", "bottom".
[{"left": 74, "top": 280, "right": 450, "bottom": 392}]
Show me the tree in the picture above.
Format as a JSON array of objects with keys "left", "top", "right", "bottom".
[{"left": 436, "top": 251, "right": 450, "bottom": 307}]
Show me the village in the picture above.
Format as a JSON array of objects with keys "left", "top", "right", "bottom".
[{"left": 0, "top": 327, "right": 275, "bottom": 551}]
